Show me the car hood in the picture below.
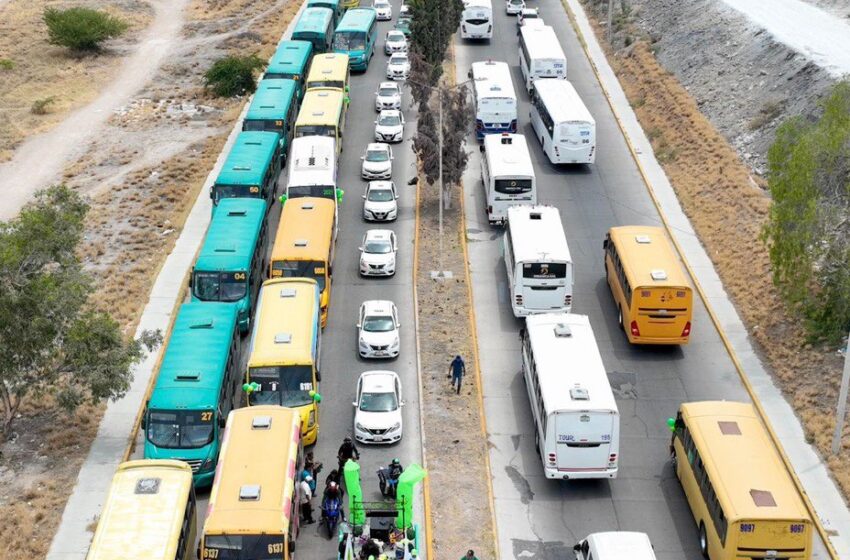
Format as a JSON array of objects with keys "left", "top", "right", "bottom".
[
  {"left": 377, "top": 94, "right": 400, "bottom": 103},
  {"left": 356, "top": 409, "right": 402, "bottom": 429},
  {"left": 375, "top": 124, "right": 402, "bottom": 134},
  {"left": 361, "top": 251, "right": 395, "bottom": 265},
  {"left": 365, "top": 199, "right": 397, "bottom": 213},
  {"left": 361, "top": 330, "right": 399, "bottom": 346},
  {"left": 363, "top": 160, "right": 391, "bottom": 172},
  {"left": 388, "top": 63, "right": 410, "bottom": 71}
]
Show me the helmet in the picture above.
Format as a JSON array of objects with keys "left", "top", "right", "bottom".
[
  {"left": 329, "top": 481, "right": 338, "bottom": 490},
  {"left": 344, "top": 436, "right": 352, "bottom": 443},
  {"left": 391, "top": 458, "right": 400, "bottom": 465}
]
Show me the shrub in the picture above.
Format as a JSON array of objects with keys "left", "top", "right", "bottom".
[
  {"left": 31, "top": 96, "right": 56, "bottom": 115},
  {"left": 204, "top": 55, "right": 265, "bottom": 97},
  {"left": 0, "top": 58, "right": 14, "bottom": 70},
  {"left": 43, "top": 7, "right": 129, "bottom": 52}
]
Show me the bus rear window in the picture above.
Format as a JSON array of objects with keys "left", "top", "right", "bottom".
[
  {"left": 495, "top": 178, "right": 533, "bottom": 194},
  {"left": 271, "top": 260, "right": 327, "bottom": 291},
  {"left": 213, "top": 184, "right": 259, "bottom": 201},
  {"left": 522, "top": 262, "right": 566, "bottom": 279},
  {"left": 308, "top": 80, "right": 344, "bottom": 90},
  {"left": 244, "top": 119, "right": 284, "bottom": 133},
  {"left": 288, "top": 185, "right": 336, "bottom": 199},
  {"left": 205, "top": 535, "right": 285, "bottom": 560},
  {"left": 295, "top": 125, "right": 337, "bottom": 138}
]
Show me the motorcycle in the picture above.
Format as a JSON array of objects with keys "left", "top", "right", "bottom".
[
  {"left": 320, "top": 497, "right": 342, "bottom": 539},
  {"left": 377, "top": 467, "right": 400, "bottom": 498}
]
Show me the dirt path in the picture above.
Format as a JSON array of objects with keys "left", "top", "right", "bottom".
[{"left": 0, "top": 0, "right": 188, "bottom": 220}]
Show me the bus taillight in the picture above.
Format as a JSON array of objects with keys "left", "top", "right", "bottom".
[
  {"left": 515, "top": 294, "right": 523, "bottom": 306},
  {"left": 565, "top": 294, "right": 572, "bottom": 307},
  {"left": 630, "top": 321, "right": 640, "bottom": 337},
  {"left": 547, "top": 452, "right": 556, "bottom": 465},
  {"left": 681, "top": 321, "right": 691, "bottom": 337},
  {"left": 510, "top": 119, "right": 517, "bottom": 132},
  {"left": 475, "top": 119, "right": 483, "bottom": 131},
  {"left": 608, "top": 453, "right": 617, "bottom": 465}
]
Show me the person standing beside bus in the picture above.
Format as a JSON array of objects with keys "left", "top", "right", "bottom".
[{"left": 300, "top": 475, "right": 315, "bottom": 524}]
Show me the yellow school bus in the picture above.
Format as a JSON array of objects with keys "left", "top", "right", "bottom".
[
  {"left": 670, "top": 402, "right": 813, "bottom": 559},
  {"left": 306, "top": 53, "right": 351, "bottom": 97},
  {"left": 603, "top": 225, "right": 693, "bottom": 344},
  {"left": 87, "top": 460, "right": 196, "bottom": 560},
  {"left": 270, "top": 197, "right": 337, "bottom": 326},
  {"left": 294, "top": 88, "right": 347, "bottom": 154},
  {"left": 246, "top": 278, "right": 322, "bottom": 444},
  {"left": 201, "top": 406, "right": 304, "bottom": 560}
]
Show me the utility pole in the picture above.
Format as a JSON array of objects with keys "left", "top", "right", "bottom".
[
  {"left": 437, "top": 88, "right": 444, "bottom": 275},
  {"left": 606, "top": 0, "right": 613, "bottom": 43},
  {"left": 831, "top": 332, "right": 850, "bottom": 455}
]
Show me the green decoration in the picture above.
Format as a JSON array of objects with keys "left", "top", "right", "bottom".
[
  {"left": 667, "top": 417, "right": 676, "bottom": 433},
  {"left": 336, "top": 188, "right": 345, "bottom": 203},
  {"left": 395, "top": 463, "right": 426, "bottom": 528},
  {"left": 344, "top": 459, "right": 365, "bottom": 525},
  {"left": 279, "top": 194, "right": 288, "bottom": 205}
]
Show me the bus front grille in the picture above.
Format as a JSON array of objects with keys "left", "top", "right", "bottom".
[{"left": 182, "top": 459, "right": 202, "bottom": 473}]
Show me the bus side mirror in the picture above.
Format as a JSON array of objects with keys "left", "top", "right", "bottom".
[
  {"left": 407, "top": 176, "right": 419, "bottom": 186},
  {"left": 573, "top": 543, "right": 582, "bottom": 552},
  {"left": 316, "top": 370, "right": 322, "bottom": 382},
  {"left": 188, "top": 271, "right": 194, "bottom": 288},
  {"left": 479, "top": 144, "right": 485, "bottom": 153},
  {"left": 219, "top": 415, "right": 227, "bottom": 428},
  {"left": 602, "top": 238, "right": 608, "bottom": 250},
  {"left": 467, "top": 70, "right": 472, "bottom": 79},
  {"left": 140, "top": 406, "right": 148, "bottom": 429}
]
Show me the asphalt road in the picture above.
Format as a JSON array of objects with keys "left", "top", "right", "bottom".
[
  {"left": 456, "top": 3, "right": 829, "bottom": 560},
  {"left": 131, "top": 2, "right": 423, "bottom": 556}
]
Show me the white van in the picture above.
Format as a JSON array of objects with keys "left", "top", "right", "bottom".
[
  {"left": 573, "top": 532, "right": 656, "bottom": 560},
  {"left": 285, "top": 136, "right": 339, "bottom": 201},
  {"left": 521, "top": 313, "right": 620, "bottom": 480},
  {"left": 481, "top": 133, "right": 535, "bottom": 225}
]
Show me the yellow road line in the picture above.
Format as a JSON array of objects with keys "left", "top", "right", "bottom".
[{"left": 559, "top": 1, "right": 838, "bottom": 556}]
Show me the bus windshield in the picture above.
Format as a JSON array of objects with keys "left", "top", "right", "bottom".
[
  {"left": 205, "top": 535, "right": 285, "bottom": 560},
  {"left": 273, "top": 260, "right": 327, "bottom": 291},
  {"left": 288, "top": 185, "right": 336, "bottom": 199},
  {"left": 495, "top": 178, "right": 533, "bottom": 194},
  {"left": 333, "top": 31, "right": 366, "bottom": 51},
  {"left": 309, "top": 79, "right": 344, "bottom": 89},
  {"left": 296, "top": 125, "right": 337, "bottom": 138},
  {"left": 522, "top": 262, "right": 567, "bottom": 279},
  {"left": 193, "top": 271, "right": 248, "bottom": 302},
  {"left": 146, "top": 410, "right": 214, "bottom": 449},
  {"left": 243, "top": 119, "right": 283, "bottom": 133},
  {"left": 214, "top": 184, "right": 257, "bottom": 201},
  {"left": 249, "top": 366, "right": 315, "bottom": 407}
]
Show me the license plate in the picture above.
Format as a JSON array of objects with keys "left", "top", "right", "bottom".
[
  {"left": 375, "top": 351, "right": 387, "bottom": 356},
  {"left": 374, "top": 435, "right": 384, "bottom": 442}
]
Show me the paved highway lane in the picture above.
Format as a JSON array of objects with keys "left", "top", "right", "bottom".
[
  {"left": 132, "top": 3, "right": 423, "bottom": 557},
  {"left": 457, "top": 3, "right": 829, "bottom": 560}
]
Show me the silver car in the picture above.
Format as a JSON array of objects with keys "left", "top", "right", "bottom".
[{"left": 384, "top": 30, "right": 408, "bottom": 55}]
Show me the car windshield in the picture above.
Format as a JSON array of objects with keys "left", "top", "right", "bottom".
[
  {"left": 379, "top": 114, "right": 401, "bottom": 126},
  {"left": 379, "top": 86, "right": 398, "bottom": 97},
  {"left": 193, "top": 271, "right": 248, "bottom": 302},
  {"left": 366, "top": 149, "right": 389, "bottom": 162},
  {"left": 360, "top": 391, "right": 398, "bottom": 412},
  {"left": 391, "top": 55, "right": 408, "bottom": 64},
  {"left": 375, "top": 0, "right": 390, "bottom": 6},
  {"left": 363, "top": 315, "right": 395, "bottom": 332},
  {"left": 368, "top": 188, "right": 395, "bottom": 202},
  {"left": 387, "top": 32, "right": 404, "bottom": 42},
  {"left": 365, "top": 239, "right": 392, "bottom": 254},
  {"left": 146, "top": 409, "right": 214, "bottom": 449},
  {"left": 248, "top": 366, "right": 315, "bottom": 407}
]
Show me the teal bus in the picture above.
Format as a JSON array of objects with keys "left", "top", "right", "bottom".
[
  {"left": 243, "top": 79, "right": 299, "bottom": 160},
  {"left": 308, "top": 0, "right": 343, "bottom": 25},
  {"left": 332, "top": 7, "right": 378, "bottom": 71},
  {"left": 210, "top": 131, "right": 281, "bottom": 210},
  {"left": 292, "top": 7, "right": 335, "bottom": 53},
  {"left": 142, "top": 302, "right": 241, "bottom": 487},
  {"left": 264, "top": 40, "right": 313, "bottom": 100},
  {"left": 191, "top": 198, "right": 268, "bottom": 333}
]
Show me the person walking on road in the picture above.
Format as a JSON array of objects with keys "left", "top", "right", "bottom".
[
  {"left": 448, "top": 355, "right": 466, "bottom": 394},
  {"left": 300, "top": 475, "right": 315, "bottom": 524}
]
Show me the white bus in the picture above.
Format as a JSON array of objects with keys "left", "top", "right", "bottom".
[
  {"left": 481, "top": 133, "right": 535, "bottom": 224},
  {"left": 285, "top": 136, "right": 340, "bottom": 201},
  {"left": 461, "top": 0, "right": 493, "bottom": 40},
  {"left": 530, "top": 79, "right": 596, "bottom": 164},
  {"left": 471, "top": 60, "right": 518, "bottom": 140},
  {"left": 518, "top": 25, "right": 566, "bottom": 94},
  {"left": 521, "top": 313, "right": 620, "bottom": 480},
  {"left": 503, "top": 205, "right": 573, "bottom": 316}
]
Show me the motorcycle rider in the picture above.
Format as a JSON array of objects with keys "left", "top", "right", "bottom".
[
  {"left": 337, "top": 436, "right": 360, "bottom": 470},
  {"left": 321, "top": 481, "right": 344, "bottom": 523},
  {"left": 387, "top": 458, "right": 403, "bottom": 482}
]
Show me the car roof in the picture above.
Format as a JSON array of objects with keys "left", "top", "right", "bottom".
[
  {"left": 387, "top": 29, "right": 405, "bottom": 37},
  {"left": 390, "top": 52, "right": 408, "bottom": 57},
  {"left": 380, "top": 109, "right": 402, "bottom": 116},
  {"left": 359, "top": 370, "right": 399, "bottom": 391},
  {"left": 367, "top": 142, "right": 390, "bottom": 151},
  {"left": 365, "top": 229, "right": 394, "bottom": 240},
  {"left": 379, "top": 81, "right": 399, "bottom": 89},
  {"left": 368, "top": 180, "right": 394, "bottom": 189},
  {"left": 362, "top": 300, "right": 396, "bottom": 314}
]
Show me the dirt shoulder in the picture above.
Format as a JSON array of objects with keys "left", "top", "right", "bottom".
[
  {"left": 577, "top": 1, "right": 850, "bottom": 500},
  {"left": 0, "top": 1, "right": 298, "bottom": 558}
]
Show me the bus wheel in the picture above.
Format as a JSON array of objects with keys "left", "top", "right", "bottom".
[
  {"left": 698, "top": 522, "right": 708, "bottom": 558},
  {"left": 534, "top": 430, "right": 539, "bottom": 454},
  {"left": 617, "top": 306, "right": 623, "bottom": 329}
]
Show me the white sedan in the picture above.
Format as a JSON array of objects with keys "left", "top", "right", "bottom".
[
  {"left": 357, "top": 300, "right": 401, "bottom": 359},
  {"left": 361, "top": 143, "right": 393, "bottom": 180},
  {"left": 384, "top": 30, "right": 408, "bottom": 55},
  {"left": 359, "top": 229, "right": 398, "bottom": 276},
  {"left": 375, "top": 81, "right": 402, "bottom": 111},
  {"left": 374, "top": 110, "right": 405, "bottom": 143},
  {"left": 353, "top": 370, "right": 404, "bottom": 444},
  {"left": 373, "top": 0, "right": 393, "bottom": 20},
  {"left": 517, "top": 7, "right": 540, "bottom": 26},
  {"left": 386, "top": 53, "right": 410, "bottom": 81},
  {"left": 363, "top": 181, "right": 399, "bottom": 222},
  {"left": 506, "top": 0, "right": 524, "bottom": 14}
]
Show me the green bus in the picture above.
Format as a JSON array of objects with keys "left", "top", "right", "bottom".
[
  {"left": 332, "top": 7, "right": 377, "bottom": 71},
  {"left": 243, "top": 79, "right": 299, "bottom": 160},
  {"left": 191, "top": 198, "right": 268, "bottom": 333},
  {"left": 142, "top": 301, "right": 241, "bottom": 487},
  {"left": 308, "top": 0, "right": 343, "bottom": 25},
  {"left": 292, "top": 7, "right": 335, "bottom": 53},
  {"left": 264, "top": 40, "right": 313, "bottom": 100},
  {"left": 210, "top": 131, "right": 281, "bottom": 210}
]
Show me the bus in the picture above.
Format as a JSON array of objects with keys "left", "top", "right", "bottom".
[
  {"left": 461, "top": 0, "right": 493, "bottom": 40},
  {"left": 270, "top": 197, "right": 338, "bottom": 325},
  {"left": 342, "top": 0, "right": 359, "bottom": 9},
  {"left": 201, "top": 406, "right": 304, "bottom": 560},
  {"left": 308, "top": 0, "right": 343, "bottom": 25},
  {"left": 471, "top": 60, "right": 517, "bottom": 139},
  {"left": 86, "top": 460, "right": 196, "bottom": 560},
  {"left": 670, "top": 401, "right": 813, "bottom": 559},
  {"left": 481, "top": 133, "right": 535, "bottom": 224},
  {"left": 292, "top": 7, "right": 335, "bottom": 53},
  {"left": 143, "top": 303, "right": 241, "bottom": 487},
  {"left": 504, "top": 205, "right": 573, "bottom": 316},
  {"left": 245, "top": 279, "right": 322, "bottom": 444},
  {"left": 530, "top": 79, "right": 596, "bottom": 164},
  {"left": 264, "top": 40, "right": 313, "bottom": 100},
  {"left": 521, "top": 313, "right": 620, "bottom": 480},
  {"left": 603, "top": 226, "right": 693, "bottom": 344},
  {"left": 306, "top": 53, "right": 351, "bottom": 98},
  {"left": 243, "top": 79, "right": 299, "bottom": 160},
  {"left": 210, "top": 131, "right": 281, "bottom": 210},
  {"left": 294, "top": 88, "right": 347, "bottom": 153},
  {"left": 518, "top": 24, "right": 566, "bottom": 94},
  {"left": 284, "top": 136, "right": 340, "bottom": 201},
  {"left": 332, "top": 7, "right": 378, "bottom": 71},
  {"left": 191, "top": 198, "right": 268, "bottom": 333}
]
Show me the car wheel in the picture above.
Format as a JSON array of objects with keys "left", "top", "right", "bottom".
[{"left": 698, "top": 522, "right": 708, "bottom": 558}]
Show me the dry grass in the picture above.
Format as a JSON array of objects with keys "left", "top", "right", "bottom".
[
  {"left": 580, "top": 16, "right": 850, "bottom": 498},
  {"left": 0, "top": 0, "right": 154, "bottom": 162}
]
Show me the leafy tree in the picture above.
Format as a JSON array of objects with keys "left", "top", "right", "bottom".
[
  {"left": 204, "top": 54, "right": 265, "bottom": 97},
  {"left": 43, "top": 7, "right": 129, "bottom": 52},
  {"left": 763, "top": 81, "right": 850, "bottom": 343},
  {"left": 0, "top": 186, "right": 160, "bottom": 437}
]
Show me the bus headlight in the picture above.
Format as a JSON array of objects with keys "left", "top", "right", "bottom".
[{"left": 200, "top": 458, "right": 215, "bottom": 471}]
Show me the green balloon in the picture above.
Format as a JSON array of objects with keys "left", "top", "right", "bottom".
[
  {"left": 667, "top": 417, "right": 676, "bottom": 432},
  {"left": 242, "top": 383, "right": 251, "bottom": 393},
  {"left": 279, "top": 194, "right": 287, "bottom": 205},
  {"left": 312, "top": 392, "right": 322, "bottom": 403},
  {"left": 336, "top": 188, "right": 344, "bottom": 203}
]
